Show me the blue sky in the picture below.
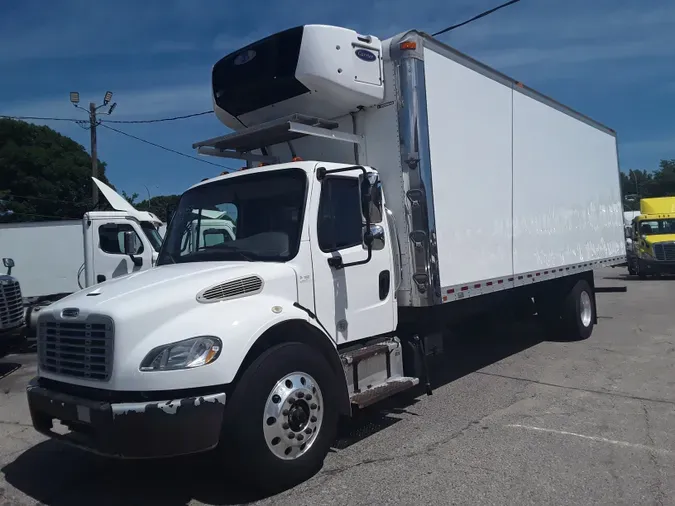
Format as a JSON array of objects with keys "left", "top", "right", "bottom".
[{"left": 1, "top": 0, "right": 673, "bottom": 198}]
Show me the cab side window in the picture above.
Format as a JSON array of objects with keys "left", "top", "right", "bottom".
[
  {"left": 99, "top": 223, "right": 144, "bottom": 255},
  {"left": 318, "top": 177, "right": 363, "bottom": 252}
]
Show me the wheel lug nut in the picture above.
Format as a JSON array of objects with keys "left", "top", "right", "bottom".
[
  {"left": 272, "top": 394, "right": 281, "bottom": 404},
  {"left": 288, "top": 433, "right": 295, "bottom": 439},
  {"left": 304, "top": 428, "right": 312, "bottom": 434},
  {"left": 297, "top": 434, "right": 304, "bottom": 441},
  {"left": 282, "top": 409, "right": 289, "bottom": 416},
  {"left": 310, "top": 403, "right": 317, "bottom": 410},
  {"left": 282, "top": 423, "right": 289, "bottom": 430},
  {"left": 296, "top": 392, "right": 304, "bottom": 399},
  {"left": 305, "top": 394, "right": 312, "bottom": 400},
  {"left": 310, "top": 416, "right": 317, "bottom": 423}
]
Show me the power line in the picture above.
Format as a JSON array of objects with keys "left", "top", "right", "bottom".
[
  {"left": 432, "top": 0, "right": 522, "bottom": 37},
  {"left": 101, "top": 110, "right": 214, "bottom": 124},
  {"left": 99, "top": 123, "right": 235, "bottom": 171},
  {"left": 0, "top": 115, "right": 79, "bottom": 123},
  {"left": 1, "top": 110, "right": 215, "bottom": 125}
]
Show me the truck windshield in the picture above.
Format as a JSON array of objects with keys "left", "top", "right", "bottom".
[
  {"left": 140, "top": 222, "right": 163, "bottom": 252},
  {"left": 639, "top": 219, "right": 675, "bottom": 236},
  {"left": 157, "top": 168, "right": 307, "bottom": 265}
]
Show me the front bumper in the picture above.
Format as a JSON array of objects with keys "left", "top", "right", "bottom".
[
  {"left": 638, "top": 258, "right": 675, "bottom": 274},
  {"left": 27, "top": 378, "right": 226, "bottom": 459}
]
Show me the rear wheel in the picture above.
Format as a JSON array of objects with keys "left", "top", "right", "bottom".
[
  {"left": 219, "top": 342, "right": 339, "bottom": 492},
  {"left": 560, "top": 279, "right": 595, "bottom": 341}
]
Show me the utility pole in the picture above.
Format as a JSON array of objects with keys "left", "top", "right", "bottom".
[
  {"left": 90, "top": 102, "right": 98, "bottom": 204},
  {"left": 70, "top": 91, "right": 117, "bottom": 207}
]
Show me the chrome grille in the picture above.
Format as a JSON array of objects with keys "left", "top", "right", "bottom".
[
  {"left": 37, "top": 313, "right": 114, "bottom": 381},
  {"left": 654, "top": 243, "right": 675, "bottom": 261},
  {"left": 0, "top": 278, "right": 24, "bottom": 330}
]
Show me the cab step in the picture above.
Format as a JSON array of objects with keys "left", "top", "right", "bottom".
[
  {"left": 350, "top": 377, "right": 419, "bottom": 408},
  {"left": 341, "top": 337, "right": 421, "bottom": 408}
]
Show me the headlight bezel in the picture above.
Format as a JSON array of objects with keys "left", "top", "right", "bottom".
[{"left": 139, "top": 335, "right": 222, "bottom": 372}]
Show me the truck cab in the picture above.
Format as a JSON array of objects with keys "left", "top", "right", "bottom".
[{"left": 627, "top": 197, "right": 675, "bottom": 277}]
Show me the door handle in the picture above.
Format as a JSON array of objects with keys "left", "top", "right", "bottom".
[{"left": 379, "top": 270, "right": 390, "bottom": 300}]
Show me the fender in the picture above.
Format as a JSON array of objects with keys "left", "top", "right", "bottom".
[{"left": 233, "top": 305, "right": 351, "bottom": 416}]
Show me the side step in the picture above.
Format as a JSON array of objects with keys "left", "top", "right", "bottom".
[
  {"left": 350, "top": 377, "right": 419, "bottom": 408},
  {"left": 341, "top": 337, "right": 420, "bottom": 409}
]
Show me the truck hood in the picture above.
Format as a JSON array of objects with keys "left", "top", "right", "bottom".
[
  {"left": 49, "top": 261, "right": 298, "bottom": 317},
  {"left": 644, "top": 234, "right": 675, "bottom": 245}
]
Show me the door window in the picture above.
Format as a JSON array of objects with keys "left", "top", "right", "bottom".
[
  {"left": 317, "top": 177, "right": 363, "bottom": 252},
  {"left": 99, "top": 223, "right": 144, "bottom": 255}
]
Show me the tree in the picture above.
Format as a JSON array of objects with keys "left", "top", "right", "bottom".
[
  {"left": 0, "top": 118, "right": 113, "bottom": 222},
  {"left": 621, "top": 159, "right": 675, "bottom": 211},
  {"left": 134, "top": 194, "right": 181, "bottom": 222}
]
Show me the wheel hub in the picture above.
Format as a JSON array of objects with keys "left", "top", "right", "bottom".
[
  {"left": 263, "top": 372, "right": 324, "bottom": 461},
  {"left": 580, "top": 290, "right": 592, "bottom": 327},
  {"left": 288, "top": 402, "right": 310, "bottom": 432}
]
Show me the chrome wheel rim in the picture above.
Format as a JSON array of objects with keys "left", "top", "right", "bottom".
[
  {"left": 580, "top": 291, "right": 592, "bottom": 327},
  {"left": 263, "top": 372, "right": 324, "bottom": 460}
]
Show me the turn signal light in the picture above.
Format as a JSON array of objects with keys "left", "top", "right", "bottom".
[{"left": 400, "top": 41, "right": 417, "bottom": 50}]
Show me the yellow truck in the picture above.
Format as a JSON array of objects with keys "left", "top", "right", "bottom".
[{"left": 627, "top": 197, "right": 675, "bottom": 277}]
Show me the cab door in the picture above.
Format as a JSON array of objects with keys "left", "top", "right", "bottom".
[
  {"left": 309, "top": 164, "right": 397, "bottom": 344},
  {"left": 91, "top": 220, "right": 153, "bottom": 285}
]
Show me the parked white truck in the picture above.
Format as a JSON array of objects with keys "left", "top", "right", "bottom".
[
  {"left": 0, "top": 177, "right": 163, "bottom": 344},
  {"left": 27, "top": 25, "right": 625, "bottom": 490}
]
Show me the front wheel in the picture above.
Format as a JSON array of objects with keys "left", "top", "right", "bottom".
[{"left": 219, "top": 342, "right": 339, "bottom": 492}]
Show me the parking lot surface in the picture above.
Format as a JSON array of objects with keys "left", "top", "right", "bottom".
[{"left": 1, "top": 267, "right": 674, "bottom": 505}]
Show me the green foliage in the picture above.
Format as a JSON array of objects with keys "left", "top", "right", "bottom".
[
  {"left": 122, "top": 190, "right": 139, "bottom": 206},
  {"left": 134, "top": 194, "right": 181, "bottom": 222},
  {"left": 0, "top": 118, "right": 113, "bottom": 222},
  {"left": 621, "top": 160, "right": 675, "bottom": 211}
]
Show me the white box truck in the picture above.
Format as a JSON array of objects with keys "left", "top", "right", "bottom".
[
  {"left": 1, "top": 177, "right": 164, "bottom": 346},
  {"left": 26, "top": 25, "right": 625, "bottom": 490}
]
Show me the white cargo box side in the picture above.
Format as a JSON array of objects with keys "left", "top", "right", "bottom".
[
  {"left": 420, "top": 39, "right": 625, "bottom": 299},
  {"left": 0, "top": 220, "right": 84, "bottom": 298}
]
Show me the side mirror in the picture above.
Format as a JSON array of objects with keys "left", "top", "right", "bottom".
[
  {"left": 367, "top": 224, "right": 385, "bottom": 251},
  {"left": 123, "top": 231, "right": 140, "bottom": 256},
  {"left": 2, "top": 257, "right": 14, "bottom": 275}
]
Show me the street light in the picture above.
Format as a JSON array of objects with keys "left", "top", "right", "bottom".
[{"left": 69, "top": 91, "right": 119, "bottom": 205}]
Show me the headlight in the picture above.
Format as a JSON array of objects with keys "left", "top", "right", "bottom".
[{"left": 140, "top": 336, "right": 222, "bottom": 372}]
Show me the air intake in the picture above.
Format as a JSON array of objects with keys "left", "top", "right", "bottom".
[{"left": 197, "top": 276, "right": 264, "bottom": 303}]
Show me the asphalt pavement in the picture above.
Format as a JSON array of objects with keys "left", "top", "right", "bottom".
[{"left": 1, "top": 267, "right": 674, "bottom": 505}]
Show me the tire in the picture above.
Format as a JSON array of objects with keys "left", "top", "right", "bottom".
[
  {"left": 219, "top": 342, "right": 339, "bottom": 492},
  {"left": 560, "top": 279, "right": 595, "bottom": 341},
  {"left": 636, "top": 259, "right": 647, "bottom": 279}
]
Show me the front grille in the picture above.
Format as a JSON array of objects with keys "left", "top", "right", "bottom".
[
  {"left": 37, "top": 313, "right": 114, "bottom": 381},
  {"left": 0, "top": 278, "right": 23, "bottom": 330},
  {"left": 654, "top": 243, "right": 675, "bottom": 261}
]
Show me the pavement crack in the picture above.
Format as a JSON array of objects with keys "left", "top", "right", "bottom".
[
  {"left": 0, "top": 420, "right": 32, "bottom": 428},
  {"left": 322, "top": 416, "right": 490, "bottom": 480},
  {"left": 477, "top": 371, "right": 675, "bottom": 406}
]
